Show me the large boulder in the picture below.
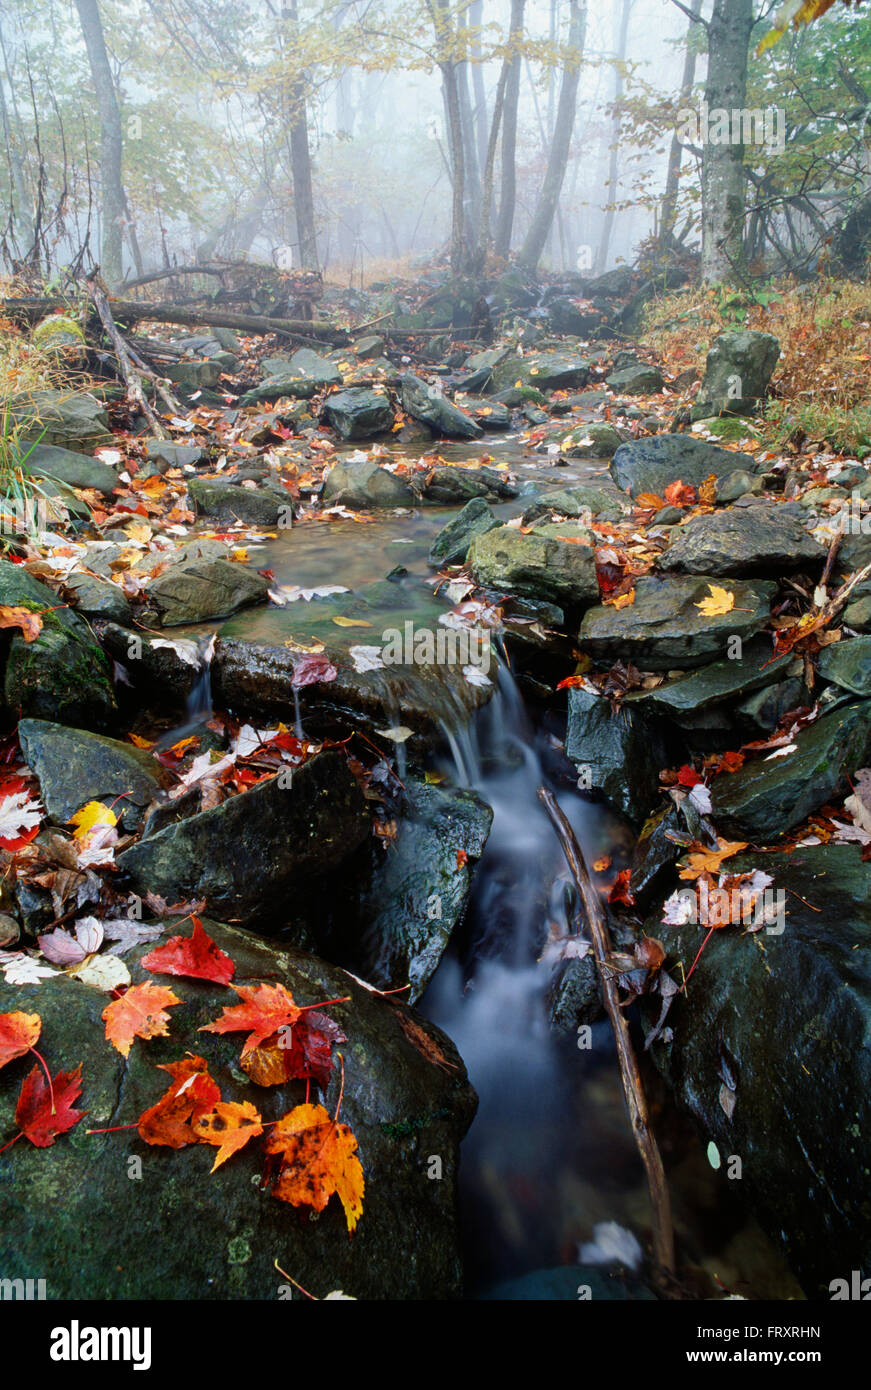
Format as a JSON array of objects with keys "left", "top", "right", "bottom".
[
  {"left": 469, "top": 526, "right": 599, "bottom": 607},
  {"left": 0, "top": 920, "right": 476, "bottom": 1299},
  {"left": 610, "top": 435, "right": 757, "bottom": 499},
  {"left": 412, "top": 464, "right": 516, "bottom": 506},
  {"left": 18, "top": 719, "right": 162, "bottom": 831},
  {"left": 187, "top": 478, "right": 288, "bottom": 526},
  {"left": 399, "top": 375, "right": 483, "bottom": 440},
  {"left": 491, "top": 352, "right": 591, "bottom": 394},
  {"left": 97, "top": 623, "right": 201, "bottom": 705},
  {"left": 322, "top": 459, "right": 416, "bottom": 509},
  {"left": 522, "top": 481, "right": 630, "bottom": 525},
  {"left": 146, "top": 558, "right": 269, "bottom": 627},
  {"left": 626, "top": 636, "right": 797, "bottom": 729},
  {"left": 322, "top": 387, "right": 395, "bottom": 439},
  {"left": 116, "top": 750, "right": 371, "bottom": 927},
  {"left": 0, "top": 561, "right": 116, "bottom": 730},
  {"left": 578, "top": 575, "right": 773, "bottom": 670},
  {"left": 692, "top": 330, "right": 780, "bottom": 421},
  {"left": 7, "top": 389, "right": 113, "bottom": 452},
  {"left": 646, "top": 844, "right": 871, "bottom": 1296},
  {"left": 64, "top": 571, "right": 133, "bottom": 625},
  {"left": 657, "top": 505, "right": 825, "bottom": 577},
  {"left": 241, "top": 349, "right": 342, "bottom": 404},
  {"left": 15, "top": 443, "right": 119, "bottom": 497},
  {"left": 711, "top": 700, "right": 871, "bottom": 841}
]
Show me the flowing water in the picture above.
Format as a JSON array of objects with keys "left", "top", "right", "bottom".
[{"left": 187, "top": 428, "right": 800, "bottom": 1298}]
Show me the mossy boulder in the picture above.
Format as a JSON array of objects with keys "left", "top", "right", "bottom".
[
  {"left": 6, "top": 390, "right": 113, "bottom": 453},
  {"left": 610, "top": 435, "right": 757, "bottom": 499},
  {"left": 18, "top": 718, "right": 162, "bottom": 830},
  {"left": 657, "top": 505, "right": 825, "bottom": 578},
  {"left": 0, "top": 561, "right": 116, "bottom": 729},
  {"left": 0, "top": 920, "right": 476, "bottom": 1299},
  {"left": 428, "top": 498, "right": 500, "bottom": 567},
  {"left": 469, "top": 526, "right": 599, "bottom": 607}
]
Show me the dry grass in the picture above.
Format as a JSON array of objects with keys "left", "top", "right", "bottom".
[
  {"left": 322, "top": 253, "right": 420, "bottom": 290},
  {"left": 641, "top": 278, "right": 871, "bottom": 456}
]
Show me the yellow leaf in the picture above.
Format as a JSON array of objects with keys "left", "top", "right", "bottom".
[
  {"left": 68, "top": 801, "right": 118, "bottom": 841},
  {"left": 679, "top": 839, "right": 749, "bottom": 880},
  {"left": 695, "top": 584, "right": 735, "bottom": 617},
  {"left": 332, "top": 616, "right": 373, "bottom": 627},
  {"left": 125, "top": 522, "right": 152, "bottom": 544},
  {"left": 606, "top": 589, "right": 635, "bottom": 610},
  {"left": 230, "top": 548, "right": 249, "bottom": 563}
]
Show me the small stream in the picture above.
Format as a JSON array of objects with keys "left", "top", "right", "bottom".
[{"left": 183, "top": 426, "right": 799, "bottom": 1298}]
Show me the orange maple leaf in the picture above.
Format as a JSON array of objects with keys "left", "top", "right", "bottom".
[
  {"left": 0, "top": 604, "right": 43, "bottom": 642},
  {"left": 0, "top": 1010, "right": 41, "bottom": 1070},
  {"left": 102, "top": 982, "right": 181, "bottom": 1058},
  {"left": 264, "top": 1102, "right": 364, "bottom": 1233},
  {"left": 199, "top": 982, "right": 302, "bottom": 1058},
  {"left": 192, "top": 1101, "right": 263, "bottom": 1172},
  {"left": 137, "top": 1055, "right": 220, "bottom": 1148}
]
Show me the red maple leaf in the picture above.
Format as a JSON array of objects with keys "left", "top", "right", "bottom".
[
  {"left": 137, "top": 1055, "right": 221, "bottom": 1148},
  {"left": 0, "top": 1010, "right": 41, "bottom": 1070},
  {"left": 199, "top": 982, "right": 302, "bottom": 1057},
  {"left": 291, "top": 653, "right": 338, "bottom": 688},
  {"left": 241, "top": 1011, "right": 347, "bottom": 1089},
  {"left": 677, "top": 764, "right": 703, "bottom": 788},
  {"left": 14, "top": 1064, "right": 85, "bottom": 1147},
  {"left": 140, "top": 917, "right": 235, "bottom": 986}
]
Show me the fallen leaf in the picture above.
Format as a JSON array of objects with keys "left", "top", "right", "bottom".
[
  {"left": 265, "top": 1102, "right": 364, "bottom": 1233},
  {"left": 15, "top": 1063, "right": 85, "bottom": 1147},
  {"left": 0, "top": 1010, "right": 41, "bottom": 1070},
  {"left": 102, "top": 982, "right": 182, "bottom": 1058},
  {"left": 199, "top": 982, "right": 301, "bottom": 1058},
  {"left": 137, "top": 1055, "right": 221, "bottom": 1148},
  {"left": 0, "top": 604, "right": 43, "bottom": 642},
  {"left": 241, "top": 1011, "right": 346, "bottom": 1089},
  {"left": 192, "top": 1101, "right": 263, "bottom": 1171},
  {"left": 678, "top": 839, "right": 749, "bottom": 879},
  {"left": 0, "top": 777, "right": 43, "bottom": 851},
  {"left": 140, "top": 917, "right": 235, "bottom": 986},
  {"left": 695, "top": 585, "right": 735, "bottom": 617},
  {"left": 68, "top": 953, "right": 131, "bottom": 992}
]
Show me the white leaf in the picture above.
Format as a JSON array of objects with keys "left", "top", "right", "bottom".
[
  {"left": 149, "top": 638, "right": 201, "bottom": 668},
  {"left": 578, "top": 1221, "right": 643, "bottom": 1271},
  {"left": 69, "top": 953, "right": 131, "bottom": 992},
  {"left": 463, "top": 664, "right": 491, "bottom": 688},
  {"left": 662, "top": 889, "right": 696, "bottom": 926},
  {"left": 688, "top": 783, "right": 712, "bottom": 815},
  {"left": 764, "top": 744, "right": 796, "bottom": 760},
  {"left": 0, "top": 789, "right": 43, "bottom": 844},
  {"left": 374, "top": 725, "right": 413, "bottom": 743},
  {"left": 0, "top": 950, "right": 57, "bottom": 984},
  {"left": 349, "top": 644, "right": 384, "bottom": 673}
]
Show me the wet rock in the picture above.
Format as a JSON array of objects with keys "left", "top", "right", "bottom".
[
  {"left": 322, "top": 387, "right": 395, "bottom": 439},
  {"left": 143, "top": 440, "right": 206, "bottom": 470},
  {"left": 14, "top": 443, "right": 119, "bottom": 497},
  {"left": 6, "top": 389, "right": 113, "bottom": 452},
  {"left": 627, "top": 637, "right": 796, "bottom": 727},
  {"left": 657, "top": 505, "right": 825, "bottom": 577},
  {"left": 98, "top": 623, "right": 200, "bottom": 704},
  {"left": 491, "top": 352, "right": 591, "bottom": 393},
  {"left": 545, "top": 423, "right": 624, "bottom": 459},
  {"left": 579, "top": 575, "right": 773, "bottom": 671},
  {"left": 64, "top": 572, "right": 133, "bottom": 625},
  {"left": 165, "top": 359, "right": 223, "bottom": 390},
  {"left": 117, "top": 750, "right": 370, "bottom": 926},
  {"left": 546, "top": 297, "right": 607, "bottom": 337},
  {"left": 565, "top": 686, "right": 671, "bottom": 825},
  {"left": 454, "top": 397, "right": 512, "bottom": 431},
  {"left": 0, "top": 920, "right": 476, "bottom": 1299},
  {"left": 691, "top": 330, "right": 780, "bottom": 420},
  {"left": 413, "top": 464, "right": 516, "bottom": 506},
  {"left": 629, "top": 804, "right": 683, "bottom": 907},
  {"left": 645, "top": 843, "right": 871, "bottom": 1296},
  {"left": 610, "top": 435, "right": 757, "bottom": 499},
  {"left": 428, "top": 498, "right": 500, "bottom": 566},
  {"left": 0, "top": 560, "right": 116, "bottom": 730},
  {"left": 18, "top": 718, "right": 162, "bottom": 830},
  {"left": 354, "top": 782, "right": 492, "bottom": 1002},
  {"left": 242, "top": 348, "right": 342, "bottom": 404},
  {"left": 147, "top": 558, "right": 269, "bottom": 627},
  {"left": 322, "top": 459, "right": 416, "bottom": 509},
  {"left": 581, "top": 266, "right": 636, "bottom": 298},
  {"left": 522, "top": 481, "right": 630, "bottom": 524},
  {"left": 818, "top": 636, "right": 871, "bottom": 696},
  {"left": 712, "top": 701, "right": 871, "bottom": 840},
  {"left": 605, "top": 363, "right": 664, "bottom": 395},
  {"left": 188, "top": 478, "right": 288, "bottom": 526},
  {"left": 353, "top": 333, "right": 386, "bottom": 358},
  {"left": 469, "top": 526, "right": 598, "bottom": 607},
  {"left": 547, "top": 953, "right": 603, "bottom": 1034},
  {"left": 399, "top": 374, "right": 483, "bottom": 440},
  {"left": 714, "top": 469, "right": 757, "bottom": 503}
]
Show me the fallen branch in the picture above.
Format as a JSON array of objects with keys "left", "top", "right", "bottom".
[
  {"left": 117, "top": 262, "right": 254, "bottom": 292},
  {"left": 85, "top": 273, "right": 174, "bottom": 439},
  {"left": 537, "top": 786, "right": 677, "bottom": 1286},
  {"left": 2, "top": 296, "right": 348, "bottom": 345}
]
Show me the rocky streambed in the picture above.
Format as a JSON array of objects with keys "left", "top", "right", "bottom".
[{"left": 1, "top": 303, "right": 868, "bottom": 1300}]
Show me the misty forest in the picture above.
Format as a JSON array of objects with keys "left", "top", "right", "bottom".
[{"left": 0, "top": 0, "right": 870, "bottom": 1309}]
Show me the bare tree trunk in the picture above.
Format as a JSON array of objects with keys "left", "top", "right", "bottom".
[
  {"left": 474, "top": 49, "right": 511, "bottom": 266},
  {"left": 701, "top": 0, "right": 753, "bottom": 284},
  {"left": 457, "top": 7, "right": 482, "bottom": 234},
  {"left": 658, "top": 0, "right": 703, "bottom": 251},
  {"left": 519, "top": 0, "right": 586, "bottom": 271},
  {"left": 468, "top": 0, "right": 489, "bottom": 175},
  {"left": 0, "top": 21, "right": 34, "bottom": 254},
  {"left": 594, "top": 0, "right": 632, "bottom": 275},
  {"left": 283, "top": 0, "right": 318, "bottom": 270},
  {"left": 494, "top": 0, "right": 525, "bottom": 258},
  {"left": 74, "top": 0, "right": 126, "bottom": 287},
  {"left": 431, "top": 0, "right": 467, "bottom": 274}
]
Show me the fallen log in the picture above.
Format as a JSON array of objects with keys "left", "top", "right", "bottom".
[
  {"left": 2, "top": 296, "right": 348, "bottom": 345},
  {"left": 85, "top": 274, "right": 181, "bottom": 435}
]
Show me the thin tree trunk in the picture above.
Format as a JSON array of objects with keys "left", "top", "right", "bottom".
[
  {"left": 284, "top": 0, "right": 318, "bottom": 270},
  {"left": 595, "top": 0, "right": 632, "bottom": 275},
  {"left": 475, "top": 52, "right": 511, "bottom": 265},
  {"left": 494, "top": 0, "right": 525, "bottom": 258},
  {"left": 74, "top": 0, "right": 126, "bottom": 287},
  {"left": 701, "top": 0, "right": 753, "bottom": 284},
  {"left": 431, "top": 0, "right": 467, "bottom": 274},
  {"left": 658, "top": 0, "right": 703, "bottom": 251},
  {"left": 468, "top": 0, "right": 489, "bottom": 175},
  {"left": 457, "top": 7, "right": 482, "bottom": 233},
  {"left": 519, "top": 0, "right": 586, "bottom": 271}
]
